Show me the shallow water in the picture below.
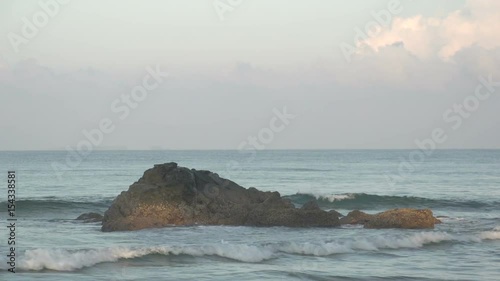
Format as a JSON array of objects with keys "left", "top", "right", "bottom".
[{"left": 1, "top": 150, "right": 499, "bottom": 280}]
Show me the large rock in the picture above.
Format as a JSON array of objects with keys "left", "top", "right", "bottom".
[
  {"left": 340, "top": 209, "right": 441, "bottom": 229},
  {"left": 101, "top": 163, "right": 341, "bottom": 231}
]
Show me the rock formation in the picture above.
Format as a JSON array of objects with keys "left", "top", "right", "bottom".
[
  {"left": 99, "top": 163, "right": 441, "bottom": 231},
  {"left": 101, "top": 163, "right": 340, "bottom": 231},
  {"left": 341, "top": 209, "right": 441, "bottom": 229}
]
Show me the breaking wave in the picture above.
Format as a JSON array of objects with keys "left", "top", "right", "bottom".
[
  {"left": 3, "top": 230, "right": 498, "bottom": 272},
  {"left": 284, "top": 193, "right": 497, "bottom": 210},
  {"left": 7, "top": 244, "right": 273, "bottom": 272}
]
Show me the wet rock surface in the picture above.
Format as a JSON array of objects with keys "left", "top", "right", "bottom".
[
  {"left": 340, "top": 209, "right": 441, "bottom": 229},
  {"left": 101, "top": 163, "right": 341, "bottom": 231}
]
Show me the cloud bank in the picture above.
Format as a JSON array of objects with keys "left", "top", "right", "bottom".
[{"left": 359, "top": 0, "right": 500, "bottom": 60}]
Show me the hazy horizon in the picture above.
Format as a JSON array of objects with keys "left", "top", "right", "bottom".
[
  {"left": 3, "top": 148, "right": 500, "bottom": 152},
  {"left": 1, "top": 0, "right": 500, "bottom": 150}
]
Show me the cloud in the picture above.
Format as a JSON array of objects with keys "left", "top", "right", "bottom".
[{"left": 359, "top": 0, "right": 500, "bottom": 60}]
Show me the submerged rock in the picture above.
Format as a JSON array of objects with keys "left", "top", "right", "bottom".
[
  {"left": 76, "top": 212, "right": 103, "bottom": 223},
  {"left": 101, "top": 163, "right": 341, "bottom": 231},
  {"left": 340, "top": 208, "right": 441, "bottom": 229}
]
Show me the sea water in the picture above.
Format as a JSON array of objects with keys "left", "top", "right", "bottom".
[{"left": 0, "top": 150, "right": 499, "bottom": 280}]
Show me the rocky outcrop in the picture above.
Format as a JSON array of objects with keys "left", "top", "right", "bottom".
[
  {"left": 340, "top": 209, "right": 441, "bottom": 229},
  {"left": 100, "top": 163, "right": 442, "bottom": 231},
  {"left": 101, "top": 163, "right": 341, "bottom": 231},
  {"left": 76, "top": 212, "right": 103, "bottom": 223},
  {"left": 364, "top": 208, "right": 441, "bottom": 229}
]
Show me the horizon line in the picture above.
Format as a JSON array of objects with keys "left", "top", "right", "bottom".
[{"left": 2, "top": 148, "right": 500, "bottom": 152}]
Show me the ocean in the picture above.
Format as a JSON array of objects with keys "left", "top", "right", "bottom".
[{"left": 0, "top": 150, "right": 499, "bottom": 280}]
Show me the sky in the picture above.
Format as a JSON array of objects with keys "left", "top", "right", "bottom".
[{"left": 0, "top": 0, "right": 499, "bottom": 150}]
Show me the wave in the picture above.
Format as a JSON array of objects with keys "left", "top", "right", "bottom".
[
  {"left": 284, "top": 193, "right": 497, "bottom": 211},
  {"left": 1, "top": 193, "right": 495, "bottom": 215},
  {"left": 0, "top": 198, "right": 113, "bottom": 213},
  {"left": 8, "top": 244, "right": 273, "bottom": 271},
  {"left": 3, "top": 230, "right": 499, "bottom": 272},
  {"left": 277, "top": 232, "right": 453, "bottom": 255}
]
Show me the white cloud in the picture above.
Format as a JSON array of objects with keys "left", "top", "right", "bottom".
[{"left": 359, "top": 0, "right": 500, "bottom": 60}]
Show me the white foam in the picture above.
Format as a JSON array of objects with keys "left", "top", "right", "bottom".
[
  {"left": 479, "top": 231, "right": 500, "bottom": 240},
  {"left": 278, "top": 232, "right": 453, "bottom": 256},
  {"left": 371, "top": 232, "right": 454, "bottom": 248},
  {"left": 278, "top": 241, "right": 353, "bottom": 256},
  {"left": 494, "top": 226, "right": 500, "bottom": 231},
  {"left": 5, "top": 230, "right": 499, "bottom": 271},
  {"left": 340, "top": 224, "right": 364, "bottom": 229},
  {"left": 18, "top": 247, "right": 148, "bottom": 271},
  {"left": 11, "top": 244, "right": 273, "bottom": 271},
  {"left": 315, "top": 193, "right": 355, "bottom": 202},
  {"left": 436, "top": 217, "right": 465, "bottom": 222},
  {"left": 155, "top": 244, "right": 274, "bottom": 263}
]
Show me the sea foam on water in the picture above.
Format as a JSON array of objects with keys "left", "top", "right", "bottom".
[{"left": 3, "top": 230, "right": 498, "bottom": 272}]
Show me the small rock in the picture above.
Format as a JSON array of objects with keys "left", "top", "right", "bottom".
[
  {"left": 364, "top": 208, "right": 440, "bottom": 229},
  {"left": 76, "top": 212, "right": 103, "bottom": 223}
]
